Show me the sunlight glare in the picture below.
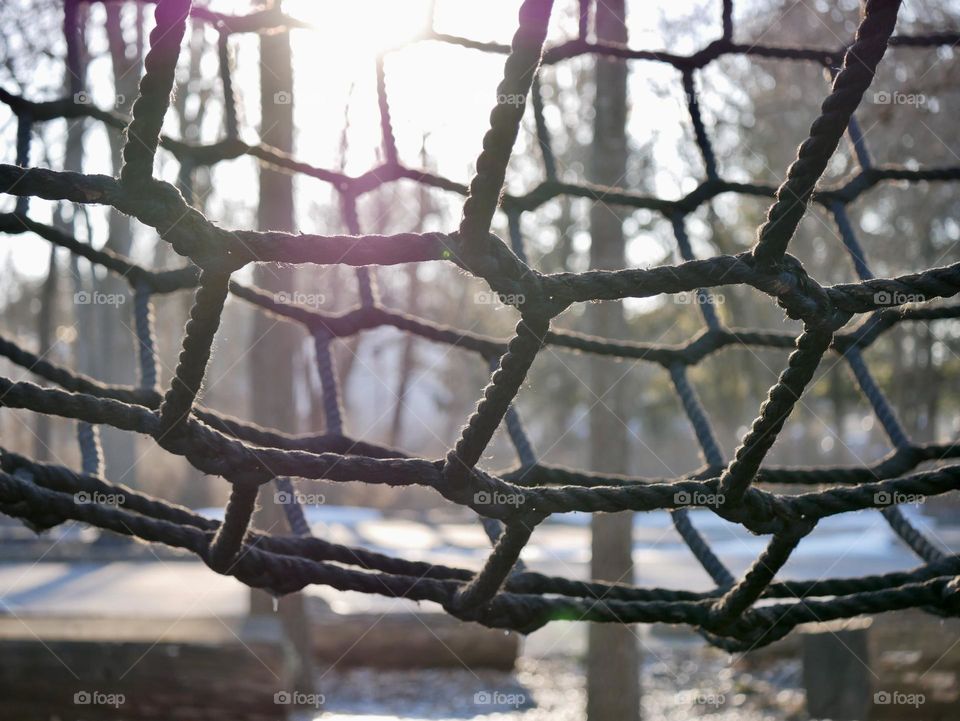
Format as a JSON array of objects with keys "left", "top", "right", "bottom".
[
  {"left": 286, "top": 0, "right": 434, "bottom": 60},
  {"left": 283, "top": 0, "right": 515, "bottom": 180}
]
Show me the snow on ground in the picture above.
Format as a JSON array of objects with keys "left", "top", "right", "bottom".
[
  {"left": 1, "top": 504, "right": 948, "bottom": 622},
  {"left": 300, "top": 646, "right": 806, "bottom": 720}
]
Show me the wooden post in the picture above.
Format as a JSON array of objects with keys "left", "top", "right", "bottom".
[{"left": 802, "top": 619, "right": 872, "bottom": 721}]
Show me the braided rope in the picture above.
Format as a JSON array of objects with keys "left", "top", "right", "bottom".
[
  {"left": 751, "top": 0, "right": 902, "bottom": 268},
  {"left": 119, "top": 0, "right": 192, "bottom": 186},
  {"left": 0, "top": 0, "right": 959, "bottom": 652}
]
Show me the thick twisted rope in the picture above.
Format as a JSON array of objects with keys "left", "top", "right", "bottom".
[{"left": 0, "top": 0, "right": 958, "bottom": 650}]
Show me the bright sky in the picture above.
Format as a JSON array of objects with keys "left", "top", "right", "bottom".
[{"left": 1, "top": 0, "right": 737, "bottom": 281}]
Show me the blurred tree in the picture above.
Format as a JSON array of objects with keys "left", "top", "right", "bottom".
[
  {"left": 246, "top": 0, "right": 317, "bottom": 700},
  {"left": 90, "top": 2, "right": 144, "bottom": 487},
  {"left": 586, "top": 2, "right": 642, "bottom": 720}
]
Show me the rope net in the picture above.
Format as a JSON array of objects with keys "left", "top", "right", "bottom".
[{"left": 2, "top": 0, "right": 960, "bottom": 652}]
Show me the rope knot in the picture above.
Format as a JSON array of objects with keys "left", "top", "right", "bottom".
[
  {"left": 118, "top": 179, "right": 247, "bottom": 273},
  {"left": 443, "top": 595, "right": 489, "bottom": 623},
  {"left": 752, "top": 254, "right": 850, "bottom": 331},
  {"left": 450, "top": 231, "right": 550, "bottom": 311}
]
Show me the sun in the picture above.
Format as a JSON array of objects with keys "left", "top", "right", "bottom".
[
  {"left": 285, "top": 0, "right": 435, "bottom": 62},
  {"left": 276, "top": 0, "right": 515, "bottom": 178}
]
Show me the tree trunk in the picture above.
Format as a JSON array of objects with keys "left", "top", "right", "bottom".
[
  {"left": 586, "top": 2, "right": 641, "bottom": 720},
  {"left": 246, "top": 1, "right": 317, "bottom": 701},
  {"left": 95, "top": 3, "right": 142, "bottom": 486},
  {"left": 389, "top": 162, "right": 430, "bottom": 448},
  {"left": 61, "top": 1, "right": 92, "bottom": 455},
  {"left": 34, "top": 248, "right": 58, "bottom": 461},
  {"left": 389, "top": 265, "right": 420, "bottom": 448}
]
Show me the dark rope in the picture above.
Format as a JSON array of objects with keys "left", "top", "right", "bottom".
[
  {"left": 217, "top": 29, "right": 238, "bottom": 140},
  {"left": 133, "top": 282, "right": 160, "bottom": 391},
  {"left": 751, "top": 0, "right": 902, "bottom": 267},
  {"left": 156, "top": 269, "right": 230, "bottom": 440},
  {"left": 0, "top": 0, "right": 958, "bottom": 650},
  {"left": 76, "top": 422, "right": 104, "bottom": 477},
  {"left": 120, "top": 0, "right": 192, "bottom": 186}
]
